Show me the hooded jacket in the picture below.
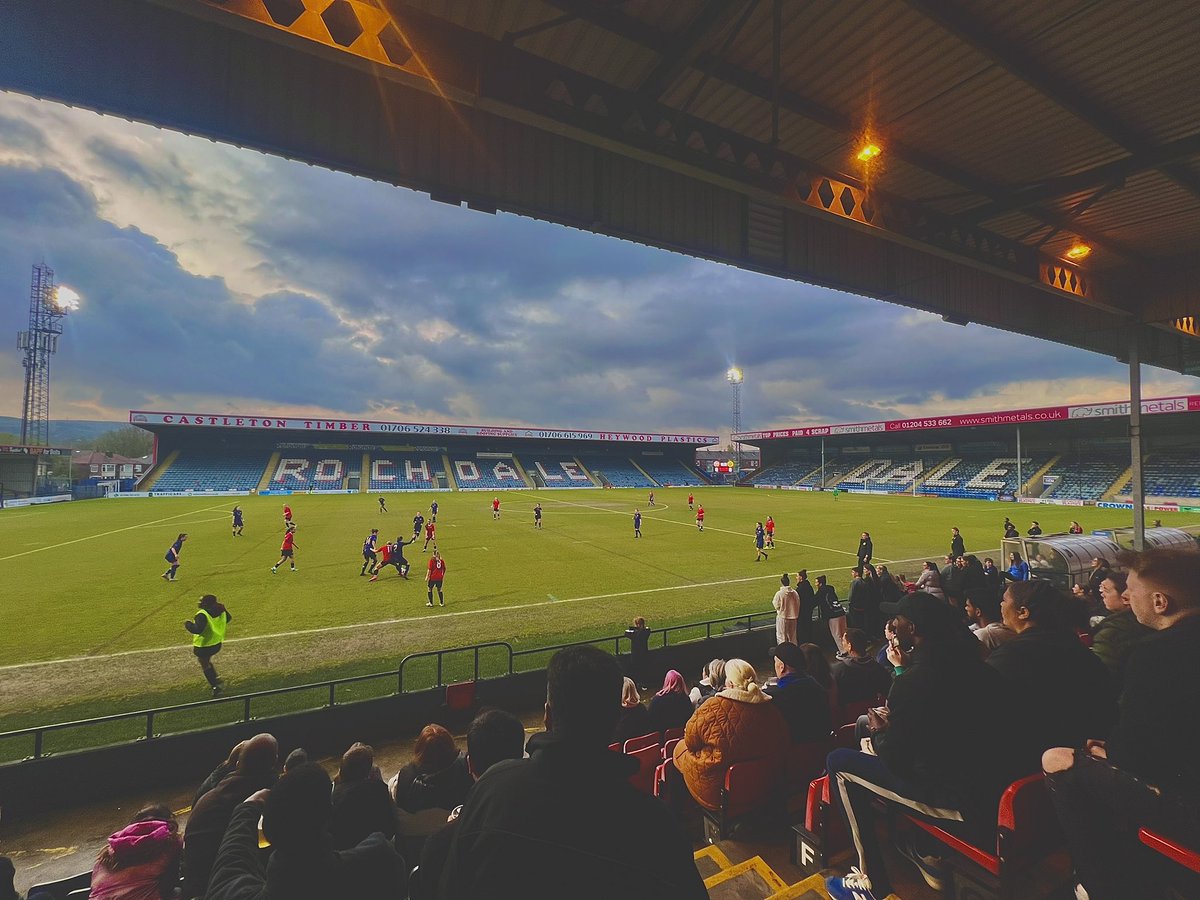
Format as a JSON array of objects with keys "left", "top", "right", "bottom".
[
  {"left": 89, "top": 820, "right": 181, "bottom": 900},
  {"left": 672, "top": 689, "right": 789, "bottom": 810}
]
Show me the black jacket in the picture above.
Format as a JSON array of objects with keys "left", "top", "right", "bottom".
[
  {"left": 613, "top": 703, "right": 654, "bottom": 746},
  {"left": 1107, "top": 614, "right": 1200, "bottom": 806},
  {"left": 205, "top": 801, "right": 406, "bottom": 900},
  {"left": 815, "top": 584, "right": 844, "bottom": 619},
  {"left": 857, "top": 538, "right": 873, "bottom": 565},
  {"left": 438, "top": 733, "right": 707, "bottom": 899},
  {"left": 764, "top": 674, "right": 831, "bottom": 743},
  {"left": 832, "top": 656, "right": 894, "bottom": 707},
  {"left": 986, "top": 627, "right": 1117, "bottom": 770},
  {"left": 950, "top": 534, "right": 966, "bottom": 557},
  {"left": 330, "top": 778, "right": 397, "bottom": 850},
  {"left": 183, "top": 771, "right": 277, "bottom": 898},
  {"left": 392, "top": 755, "right": 473, "bottom": 814},
  {"left": 874, "top": 639, "right": 1026, "bottom": 820},
  {"left": 796, "top": 579, "right": 818, "bottom": 624},
  {"left": 647, "top": 692, "right": 693, "bottom": 734}
]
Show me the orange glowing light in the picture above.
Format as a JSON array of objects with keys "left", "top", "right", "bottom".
[
  {"left": 1064, "top": 243, "right": 1092, "bottom": 261},
  {"left": 856, "top": 143, "right": 882, "bottom": 162}
]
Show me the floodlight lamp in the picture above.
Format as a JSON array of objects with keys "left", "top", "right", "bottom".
[
  {"left": 52, "top": 285, "right": 81, "bottom": 312},
  {"left": 726, "top": 366, "right": 744, "bottom": 384},
  {"left": 856, "top": 143, "right": 882, "bottom": 162},
  {"left": 1064, "top": 243, "right": 1092, "bottom": 261}
]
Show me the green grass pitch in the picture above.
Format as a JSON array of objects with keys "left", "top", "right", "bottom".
[{"left": 2, "top": 488, "right": 1190, "bottom": 737}]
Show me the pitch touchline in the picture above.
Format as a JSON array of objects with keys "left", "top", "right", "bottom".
[
  {"left": 0, "top": 571, "right": 785, "bottom": 672},
  {"left": 0, "top": 504, "right": 232, "bottom": 561}
]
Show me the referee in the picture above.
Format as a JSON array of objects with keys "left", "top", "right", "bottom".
[{"left": 185, "top": 594, "right": 231, "bottom": 696}]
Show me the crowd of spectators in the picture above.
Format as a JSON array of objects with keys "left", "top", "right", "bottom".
[{"left": 8, "top": 544, "right": 1198, "bottom": 900}]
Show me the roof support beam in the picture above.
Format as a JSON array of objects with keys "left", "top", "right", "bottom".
[
  {"left": 635, "top": 0, "right": 750, "bottom": 101},
  {"left": 902, "top": 0, "right": 1200, "bottom": 204}
]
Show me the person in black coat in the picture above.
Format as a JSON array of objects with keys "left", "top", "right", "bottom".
[
  {"left": 765, "top": 642, "right": 832, "bottom": 743},
  {"left": 846, "top": 569, "right": 872, "bottom": 632},
  {"left": 613, "top": 677, "right": 654, "bottom": 745},
  {"left": 856, "top": 532, "right": 873, "bottom": 576},
  {"left": 795, "top": 570, "right": 818, "bottom": 644},
  {"left": 330, "top": 743, "right": 396, "bottom": 851},
  {"left": 647, "top": 670, "right": 693, "bottom": 733},
  {"left": 950, "top": 527, "right": 966, "bottom": 559},
  {"left": 391, "top": 725, "right": 474, "bottom": 814},
  {"left": 987, "top": 581, "right": 1117, "bottom": 772},
  {"left": 624, "top": 617, "right": 651, "bottom": 689}
]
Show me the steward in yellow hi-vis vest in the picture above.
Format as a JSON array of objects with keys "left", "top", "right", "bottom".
[{"left": 184, "top": 594, "right": 231, "bottom": 696}]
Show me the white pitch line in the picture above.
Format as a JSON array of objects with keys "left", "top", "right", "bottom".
[
  {"left": 0, "top": 503, "right": 233, "bottom": 562},
  {"left": 0, "top": 571, "right": 785, "bottom": 672}
]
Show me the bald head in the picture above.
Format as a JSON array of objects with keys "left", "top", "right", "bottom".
[{"left": 236, "top": 733, "right": 279, "bottom": 777}]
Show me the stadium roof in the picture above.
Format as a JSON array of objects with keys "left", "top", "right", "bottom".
[
  {"left": 129, "top": 411, "right": 719, "bottom": 445},
  {"left": 736, "top": 393, "right": 1200, "bottom": 441},
  {"left": 3, "top": 1, "right": 1200, "bottom": 374}
]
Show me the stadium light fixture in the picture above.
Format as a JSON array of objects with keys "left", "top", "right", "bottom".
[
  {"left": 856, "top": 142, "right": 882, "bottom": 162},
  {"left": 1064, "top": 242, "right": 1092, "bottom": 262},
  {"left": 51, "top": 285, "right": 81, "bottom": 312},
  {"left": 726, "top": 366, "right": 744, "bottom": 385}
]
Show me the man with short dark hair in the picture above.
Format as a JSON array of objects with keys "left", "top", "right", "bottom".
[
  {"left": 206, "top": 762, "right": 407, "bottom": 900},
  {"left": 765, "top": 642, "right": 831, "bottom": 743},
  {"left": 411, "top": 709, "right": 527, "bottom": 900},
  {"left": 831, "top": 628, "right": 893, "bottom": 706},
  {"left": 965, "top": 591, "right": 1015, "bottom": 657},
  {"left": 439, "top": 646, "right": 707, "bottom": 899},
  {"left": 950, "top": 527, "right": 965, "bottom": 560},
  {"left": 795, "top": 570, "right": 817, "bottom": 645},
  {"left": 1042, "top": 547, "right": 1200, "bottom": 900}
]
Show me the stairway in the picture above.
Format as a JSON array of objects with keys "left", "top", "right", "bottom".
[
  {"left": 1021, "top": 454, "right": 1060, "bottom": 497},
  {"left": 256, "top": 452, "right": 281, "bottom": 493},
  {"left": 1105, "top": 464, "right": 1135, "bottom": 500},
  {"left": 695, "top": 844, "right": 832, "bottom": 898},
  {"left": 135, "top": 449, "right": 178, "bottom": 491}
]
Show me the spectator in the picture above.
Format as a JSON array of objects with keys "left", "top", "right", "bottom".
[
  {"left": 764, "top": 643, "right": 832, "bottom": 743},
  {"left": 1042, "top": 547, "right": 1200, "bottom": 900},
  {"left": 939, "top": 555, "right": 960, "bottom": 604},
  {"left": 1028, "top": 520, "right": 1043, "bottom": 536},
  {"left": 411, "top": 709, "right": 525, "bottom": 900},
  {"left": 439, "top": 646, "right": 707, "bottom": 899},
  {"left": 914, "top": 561, "right": 945, "bottom": 601},
  {"left": 958, "top": 555, "right": 990, "bottom": 609},
  {"left": 874, "top": 565, "right": 903, "bottom": 607},
  {"left": 205, "top": 762, "right": 406, "bottom": 900},
  {"left": 283, "top": 748, "right": 308, "bottom": 773},
  {"left": 624, "top": 616, "right": 651, "bottom": 689},
  {"left": 182, "top": 732, "right": 279, "bottom": 898},
  {"left": 88, "top": 804, "right": 182, "bottom": 900},
  {"left": 964, "top": 590, "right": 1015, "bottom": 657},
  {"left": 613, "top": 677, "right": 653, "bottom": 745},
  {"left": 856, "top": 532, "right": 873, "bottom": 576},
  {"left": 772, "top": 574, "right": 800, "bottom": 645},
  {"left": 673, "top": 659, "right": 790, "bottom": 810},
  {"left": 846, "top": 568, "right": 871, "bottom": 632},
  {"left": 391, "top": 725, "right": 473, "bottom": 814},
  {"left": 798, "top": 643, "right": 834, "bottom": 694},
  {"left": 1004, "top": 521, "right": 1019, "bottom": 539},
  {"left": 688, "top": 659, "right": 725, "bottom": 707},
  {"left": 987, "top": 581, "right": 1117, "bottom": 769},
  {"left": 795, "top": 570, "right": 817, "bottom": 644},
  {"left": 1090, "top": 570, "right": 1152, "bottom": 694},
  {"left": 1068, "top": 520, "right": 1084, "bottom": 535},
  {"left": 816, "top": 575, "right": 847, "bottom": 647},
  {"left": 824, "top": 593, "right": 1025, "bottom": 900},
  {"left": 1086, "top": 556, "right": 1113, "bottom": 605},
  {"left": 981, "top": 557, "right": 1002, "bottom": 595},
  {"left": 831, "top": 628, "right": 893, "bottom": 707},
  {"left": 1004, "top": 551, "right": 1030, "bottom": 582},
  {"left": 194, "top": 740, "right": 247, "bottom": 807},
  {"left": 647, "top": 670, "right": 692, "bottom": 734},
  {"left": 0, "top": 857, "right": 16, "bottom": 900},
  {"left": 950, "top": 527, "right": 965, "bottom": 559},
  {"left": 331, "top": 743, "right": 396, "bottom": 851}
]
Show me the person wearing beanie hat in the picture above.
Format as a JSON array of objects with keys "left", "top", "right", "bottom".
[
  {"left": 89, "top": 805, "right": 182, "bottom": 900},
  {"left": 764, "top": 643, "right": 831, "bottom": 743}
]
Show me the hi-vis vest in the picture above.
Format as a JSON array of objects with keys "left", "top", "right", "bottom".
[{"left": 193, "top": 608, "right": 227, "bottom": 648}]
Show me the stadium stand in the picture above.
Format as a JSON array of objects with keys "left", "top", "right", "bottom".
[
  {"left": 577, "top": 455, "right": 655, "bottom": 488},
  {"left": 1039, "top": 453, "right": 1128, "bottom": 501},
  {"left": 835, "top": 457, "right": 930, "bottom": 493},
  {"left": 448, "top": 455, "right": 529, "bottom": 490},
  {"left": 636, "top": 458, "right": 709, "bottom": 487},
  {"left": 920, "top": 455, "right": 1052, "bottom": 499},
  {"left": 151, "top": 452, "right": 270, "bottom": 492},
  {"left": 520, "top": 455, "right": 596, "bottom": 488},
  {"left": 798, "top": 456, "right": 868, "bottom": 488},
  {"left": 1137, "top": 451, "right": 1200, "bottom": 499},
  {"left": 267, "top": 452, "right": 360, "bottom": 491},
  {"left": 367, "top": 453, "right": 445, "bottom": 491},
  {"left": 747, "top": 460, "right": 819, "bottom": 486}
]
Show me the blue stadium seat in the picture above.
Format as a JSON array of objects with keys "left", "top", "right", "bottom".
[
  {"left": 635, "top": 458, "right": 708, "bottom": 486},
  {"left": 267, "top": 452, "right": 360, "bottom": 491},
  {"left": 749, "top": 460, "right": 820, "bottom": 486},
  {"left": 1040, "top": 454, "right": 1128, "bottom": 501},
  {"left": 153, "top": 452, "right": 270, "bottom": 492},
  {"left": 920, "top": 455, "right": 1052, "bottom": 498},
  {"left": 577, "top": 455, "right": 655, "bottom": 488},
  {"left": 520, "top": 455, "right": 596, "bottom": 488},
  {"left": 449, "top": 456, "right": 529, "bottom": 490},
  {"left": 367, "top": 453, "right": 444, "bottom": 491},
  {"left": 1138, "top": 452, "right": 1200, "bottom": 499}
]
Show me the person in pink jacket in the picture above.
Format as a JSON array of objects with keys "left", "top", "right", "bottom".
[{"left": 89, "top": 805, "right": 182, "bottom": 899}]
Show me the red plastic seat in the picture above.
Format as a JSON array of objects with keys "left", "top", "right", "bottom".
[
  {"left": 623, "top": 731, "right": 661, "bottom": 754},
  {"left": 905, "top": 773, "right": 1060, "bottom": 879},
  {"left": 662, "top": 726, "right": 684, "bottom": 742},
  {"left": 783, "top": 739, "right": 831, "bottom": 800},
  {"left": 444, "top": 680, "right": 476, "bottom": 712},
  {"left": 1140, "top": 827, "right": 1200, "bottom": 874},
  {"left": 703, "top": 754, "right": 784, "bottom": 841},
  {"left": 662, "top": 737, "right": 680, "bottom": 760},
  {"left": 626, "top": 744, "right": 660, "bottom": 795}
]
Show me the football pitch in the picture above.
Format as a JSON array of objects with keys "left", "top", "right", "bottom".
[{"left": 2, "top": 488, "right": 1191, "bottom": 733}]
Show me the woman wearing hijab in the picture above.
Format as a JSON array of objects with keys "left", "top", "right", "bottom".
[
  {"left": 89, "top": 804, "right": 183, "bottom": 899},
  {"left": 648, "top": 670, "right": 693, "bottom": 733}
]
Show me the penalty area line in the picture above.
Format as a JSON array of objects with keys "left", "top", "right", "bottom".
[{"left": 0, "top": 571, "right": 784, "bottom": 672}]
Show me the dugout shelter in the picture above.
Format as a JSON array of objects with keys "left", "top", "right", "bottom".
[{"left": 0, "top": 444, "right": 73, "bottom": 504}]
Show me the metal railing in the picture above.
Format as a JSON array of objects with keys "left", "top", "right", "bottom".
[{"left": 0, "top": 610, "right": 774, "bottom": 761}]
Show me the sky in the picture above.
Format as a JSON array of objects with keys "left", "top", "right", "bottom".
[{"left": 1, "top": 90, "right": 1197, "bottom": 441}]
